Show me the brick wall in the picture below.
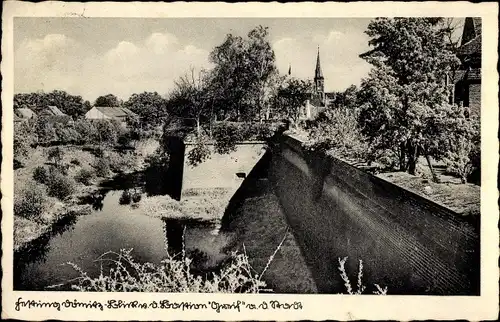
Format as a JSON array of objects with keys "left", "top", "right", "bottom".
[
  {"left": 469, "top": 83, "right": 481, "bottom": 117},
  {"left": 269, "top": 135, "right": 480, "bottom": 295}
]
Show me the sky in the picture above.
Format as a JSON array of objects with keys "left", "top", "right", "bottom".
[{"left": 13, "top": 18, "right": 461, "bottom": 103}]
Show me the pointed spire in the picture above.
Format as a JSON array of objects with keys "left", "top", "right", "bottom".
[
  {"left": 315, "top": 46, "right": 323, "bottom": 80},
  {"left": 288, "top": 63, "right": 291, "bottom": 75}
]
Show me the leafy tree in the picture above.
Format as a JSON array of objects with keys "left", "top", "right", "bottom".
[
  {"left": 14, "top": 90, "right": 91, "bottom": 117},
  {"left": 271, "top": 77, "right": 313, "bottom": 125},
  {"left": 94, "top": 94, "right": 121, "bottom": 107},
  {"left": 168, "top": 69, "right": 214, "bottom": 136},
  {"left": 209, "top": 25, "right": 278, "bottom": 121},
  {"left": 305, "top": 107, "right": 367, "bottom": 160},
  {"left": 358, "top": 18, "right": 461, "bottom": 179},
  {"left": 124, "top": 92, "right": 168, "bottom": 126}
]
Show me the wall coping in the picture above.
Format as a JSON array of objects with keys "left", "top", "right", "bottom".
[
  {"left": 184, "top": 140, "right": 267, "bottom": 146},
  {"left": 281, "top": 133, "right": 472, "bottom": 218}
]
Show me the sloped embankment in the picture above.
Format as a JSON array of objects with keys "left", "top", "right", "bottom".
[{"left": 220, "top": 151, "right": 317, "bottom": 294}]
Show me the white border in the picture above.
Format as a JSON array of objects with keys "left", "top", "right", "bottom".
[{"left": 2, "top": 2, "right": 499, "bottom": 320}]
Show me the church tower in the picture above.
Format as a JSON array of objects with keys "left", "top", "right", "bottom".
[{"left": 314, "top": 47, "right": 325, "bottom": 102}]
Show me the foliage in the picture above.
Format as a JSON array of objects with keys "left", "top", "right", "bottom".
[
  {"left": 14, "top": 90, "right": 91, "bottom": 117},
  {"left": 442, "top": 112, "right": 480, "bottom": 183},
  {"left": 94, "top": 94, "right": 121, "bottom": 107},
  {"left": 212, "top": 123, "right": 243, "bottom": 154},
  {"left": 119, "top": 190, "right": 132, "bottom": 205},
  {"left": 187, "top": 136, "right": 212, "bottom": 167},
  {"left": 74, "top": 168, "right": 96, "bottom": 186},
  {"left": 108, "top": 151, "right": 138, "bottom": 173},
  {"left": 358, "top": 18, "right": 461, "bottom": 176},
  {"left": 304, "top": 107, "right": 368, "bottom": 160},
  {"left": 124, "top": 91, "right": 168, "bottom": 126},
  {"left": 93, "top": 157, "right": 111, "bottom": 177},
  {"left": 70, "top": 158, "right": 81, "bottom": 166},
  {"left": 208, "top": 25, "right": 278, "bottom": 121},
  {"left": 46, "top": 146, "right": 64, "bottom": 167},
  {"left": 14, "top": 182, "right": 48, "bottom": 221},
  {"left": 34, "top": 117, "right": 58, "bottom": 145},
  {"left": 337, "top": 257, "right": 388, "bottom": 295},
  {"left": 33, "top": 166, "right": 49, "bottom": 184},
  {"left": 91, "top": 119, "right": 121, "bottom": 146},
  {"left": 61, "top": 248, "right": 268, "bottom": 293},
  {"left": 271, "top": 77, "right": 313, "bottom": 124},
  {"left": 14, "top": 121, "right": 33, "bottom": 161},
  {"left": 46, "top": 169, "right": 76, "bottom": 200}
]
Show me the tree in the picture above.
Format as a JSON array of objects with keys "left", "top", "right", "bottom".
[
  {"left": 358, "top": 18, "right": 461, "bottom": 179},
  {"left": 124, "top": 91, "right": 168, "bottom": 126},
  {"left": 14, "top": 91, "right": 91, "bottom": 118},
  {"left": 209, "top": 25, "right": 278, "bottom": 121},
  {"left": 94, "top": 94, "right": 121, "bottom": 107},
  {"left": 271, "top": 77, "right": 313, "bottom": 125},
  {"left": 168, "top": 69, "right": 214, "bottom": 136}
]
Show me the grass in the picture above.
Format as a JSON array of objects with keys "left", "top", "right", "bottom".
[
  {"left": 337, "top": 257, "right": 387, "bottom": 295},
  {"left": 13, "top": 142, "right": 156, "bottom": 251},
  {"left": 140, "top": 188, "right": 233, "bottom": 221}
]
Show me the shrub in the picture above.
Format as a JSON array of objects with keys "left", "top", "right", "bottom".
[
  {"left": 33, "top": 166, "right": 49, "bottom": 184},
  {"left": 46, "top": 170, "right": 76, "bottom": 200},
  {"left": 93, "top": 157, "right": 111, "bottom": 177},
  {"left": 70, "top": 158, "right": 81, "bottom": 166},
  {"left": 304, "top": 108, "right": 368, "bottom": 160},
  {"left": 212, "top": 123, "right": 242, "bottom": 154},
  {"left": 74, "top": 168, "right": 95, "bottom": 186},
  {"left": 119, "top": 190, "right": 132, "bottom": 205},
  {"left": 46, "top": 146, "right": 64, "bottom": 167},
  {"left": 131, "top": 191, "right": 142, "bottom": 203},
  {"left": 14, "top": 183, "right": 48, "bottom": 221},
  {"left": 108, "top": 151, "right": 138, "bottom": 173}
]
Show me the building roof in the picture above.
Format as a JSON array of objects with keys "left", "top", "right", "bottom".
[
  {"left": 457, "top": 35, "right": 481, "bottom": 56},
  {"left": 44, "top": 105, "right": 67, "bottom": 116},
  {"left": 314, "top": 47, "right": 324, "bottom": 80},
  {"left": 94, "top": 106, "right": 138, "bottom": 119},
  {"left": 16, "top": 108, "right": 36, "bottom": 119}
]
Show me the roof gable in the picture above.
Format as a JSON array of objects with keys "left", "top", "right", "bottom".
[
  {"left": 16, "top": 108, "right": 36, "bottom": 118},
  {"left": 95, "top": 106, "right": 137, "bottom": 119}
]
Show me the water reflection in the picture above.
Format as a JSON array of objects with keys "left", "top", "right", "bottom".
[
  {"left": 14, "top": 191, "right": 225, "bottom": 291},
  {"left": 14, "top": 213, "right": 78, "bottom": 290}
]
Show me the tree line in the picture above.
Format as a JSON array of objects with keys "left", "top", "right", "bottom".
[{"left": 306, "top": 18, "right": 480, "bottom": 184}]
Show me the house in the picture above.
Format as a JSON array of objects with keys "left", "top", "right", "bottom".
[
  {"left": 38, "top": 105, "right": 72, "bottom": 123},
  {"left": 39, "top": 105, "right": 67, "bottom": 117},
  {"left": 85, "top": 106, "right": 138, "bottom": 125},
  {"left": 451, "top": 17, "right": 481, "bottom": 117},
  {"left": 15, "top": 108, "right": 36, "bottom": 119}
]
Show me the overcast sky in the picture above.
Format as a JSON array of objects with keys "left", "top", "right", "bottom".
[{"left": 14, "top": 18, "right": 462, "bottom": 103}]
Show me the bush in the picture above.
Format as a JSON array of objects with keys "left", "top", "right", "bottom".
[
  {"left": 33, "top": 166, "right": 49, "bottom": 184},
  {"left": 74, "top": 168, "right": 95, "bottom": 186},
  {"left": 119, "top": 190, "right": 132, "bottom": 205},
  {"left": 93, "top": 157, "right": 111, "bottom": 177},
  {"left": 46, "top": 146, "right": 64, "bottom": 167},
  {"left": 15, "top": 183, "right": 48, "bottom": 221},
  {"left": 70, "top": 158, "right": 81, "bottom": 166},
  {"left": 46, "top": 170, "right": 76, "bottom": 200},
  {"left": 108, "top": 151, "right": 138, "bottom": 173}
]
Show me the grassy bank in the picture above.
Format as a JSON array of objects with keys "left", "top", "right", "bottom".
[{"left": 13, "top": 139, "right": 158, "bottom": 251}]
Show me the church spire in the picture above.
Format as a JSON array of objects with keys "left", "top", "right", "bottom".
[{"left": 315, "top": 46, "right": 324, "bottom": 80}]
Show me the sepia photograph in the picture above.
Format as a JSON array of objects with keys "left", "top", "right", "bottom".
[{"left": 2, "top": 2, "right": 499, "bottom": 321}]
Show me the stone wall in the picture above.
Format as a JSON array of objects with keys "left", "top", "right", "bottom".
[{"left": 269, "top": 135, "right": 480, "bottom": 295}]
